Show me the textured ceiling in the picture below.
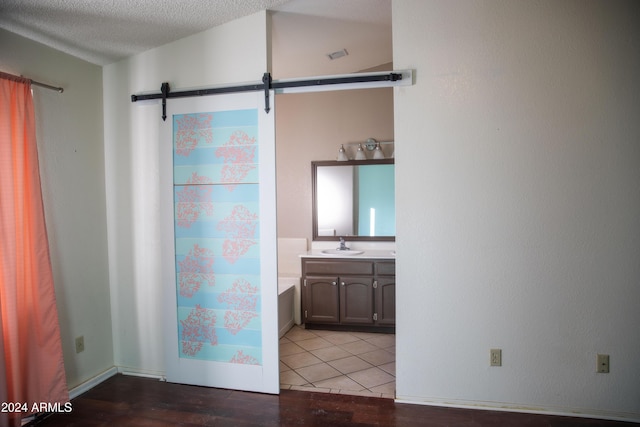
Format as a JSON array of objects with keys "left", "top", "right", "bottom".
[
  {"left": 0, "top": 0, "right": 392, "bottom": 74},
  {"left": 0, "top": 0, "right": 291, "bottom": 65}
]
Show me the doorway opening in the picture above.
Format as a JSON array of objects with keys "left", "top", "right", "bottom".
[{"left": 271, "top": 0, "right": 396, "bottom": 397}]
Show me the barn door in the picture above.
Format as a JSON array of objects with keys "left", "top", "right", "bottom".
[{"left": 160, "top": 91, "right": 278, "bottom": 393}]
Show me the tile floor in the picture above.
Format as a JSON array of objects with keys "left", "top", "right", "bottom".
[{"left": 279, "top": 325, "right": 396, "bottom": 399}]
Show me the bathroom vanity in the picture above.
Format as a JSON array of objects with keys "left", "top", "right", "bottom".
[
  {"left": 303, "top": 159, "right": 396, "bottom": 332},
  {"left": 300, "top": 252, "right": 395, "bottom": 333}
]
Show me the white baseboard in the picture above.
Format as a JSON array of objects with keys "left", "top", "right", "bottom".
[
  {"left": 117, "top": 366, "right": 166, "bottom": 381},
  {"left": 69, "top": 366, "right": 118, "bottom": 400},
  {"left": 394, "top": 396, "right": 640, "bottom": 424},
  {"left": 67, "top": 366, "right": 166, "bottom": 401}
]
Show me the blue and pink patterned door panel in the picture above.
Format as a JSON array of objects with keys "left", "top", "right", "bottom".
[{"left": 173, "top": 109, "right": 262, "bottom": 365}]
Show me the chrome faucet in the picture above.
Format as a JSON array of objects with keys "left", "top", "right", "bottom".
[{"left": 338, "top": 237, "right": 349, "bottom": 251}]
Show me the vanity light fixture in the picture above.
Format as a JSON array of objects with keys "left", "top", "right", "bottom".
[
  {"left": 337, "top": 144, "right": 348, "bottom": 161},
  {"left": 335, "top": 139, "right": 394, "bottom": 161}
]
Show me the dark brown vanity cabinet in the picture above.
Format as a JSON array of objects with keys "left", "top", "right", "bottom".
[
  {"left": 302, "top": 258, "right": 395, "bottom": 331},
  {"left": 303, "top": 275, "right": 340, "bottom": 324},
  {"left": 374, "top": 262, "right": 396, "bottom": 326},
  {"left": 340, "top": 277, "right": 375, "bottom": 325}
]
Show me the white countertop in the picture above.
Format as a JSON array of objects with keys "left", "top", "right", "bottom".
[{"left": 300, "top": 250, "right": 395, "bottom": 259}]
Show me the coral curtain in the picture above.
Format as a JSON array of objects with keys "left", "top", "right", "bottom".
[{"left": 0, "top": 72, "right": 69, "bottom": 427}]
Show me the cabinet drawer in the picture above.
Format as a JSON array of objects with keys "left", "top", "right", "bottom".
[
  {"left": 303, "top": 260, "right": 373, "bottom": 275},
  {"left": 375, "top": 261, "right": 395, "bottom": 276}
]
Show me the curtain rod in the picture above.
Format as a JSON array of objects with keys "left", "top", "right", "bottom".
[
  {"left": 0, "top": 71, "right": 64, "bottom": 93},
  {"left": 31, "top": 79, "right": 64, "bottom": 93}
]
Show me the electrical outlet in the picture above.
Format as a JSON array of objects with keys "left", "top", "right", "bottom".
[
  {"left": 490, "top": 349, "right": 502, "bottom": 366},
  {"left": 75, "top": 336, "right": 85, "bottom": 354},
  {"left": 597, "top": 354, "right": 609, "bottom": 373}
]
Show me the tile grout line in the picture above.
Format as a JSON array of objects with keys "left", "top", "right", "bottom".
[{"left": 279, "top": 326, "right": 396, "bottom": 397}]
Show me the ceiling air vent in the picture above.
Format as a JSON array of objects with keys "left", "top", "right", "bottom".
[{"left": 327, "top": 48, "right": 349, "bottom": 60}]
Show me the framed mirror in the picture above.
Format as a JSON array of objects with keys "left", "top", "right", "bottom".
[{"left": 312, "top": 159, "right": 395, "bottom": 241}]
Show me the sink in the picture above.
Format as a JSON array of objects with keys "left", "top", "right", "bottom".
[{"left": 321, "top": 249, "right": 364, "bottom": 256}]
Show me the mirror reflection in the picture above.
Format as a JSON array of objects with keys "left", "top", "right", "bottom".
[{"left": 312, "top": 160, "right": 395, "bottom": 241}]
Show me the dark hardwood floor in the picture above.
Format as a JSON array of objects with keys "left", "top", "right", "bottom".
[{"left": 31, "top": 374, "right": 637, "bottom": 427}]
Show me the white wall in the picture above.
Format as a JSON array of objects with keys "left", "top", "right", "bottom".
[
  {"left": 102, "top": 11, "right": 271, "bottom": 375},
  {"left": 0, "top": 29, "right": 113, "bottom": 389},
  {"left": 393, "top": 0, "right": 640, "bottom": 421}
]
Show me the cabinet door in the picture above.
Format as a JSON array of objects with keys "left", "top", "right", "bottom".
[
  {"left": 340, "top": 277, "right": 374, "bottom": 325},
  {"left": 375, "top": 277, "right": 396, "bottom": 326},
  {"left": 304, "top": 276, "right": 339, "bottom": 324}
]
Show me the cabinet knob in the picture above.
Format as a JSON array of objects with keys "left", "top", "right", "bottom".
[
  {"left": 332, "top": 281, "right": 337, "bottom": 286},
  {"left": 341, "top": 282, "right": 345, "bottom": 286}
]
